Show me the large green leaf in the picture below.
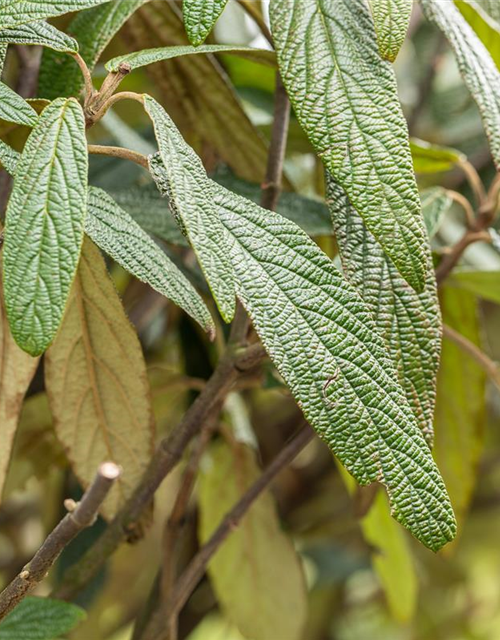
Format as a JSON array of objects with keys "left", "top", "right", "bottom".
[
  {"left": 0, "top": 82, "right": 38, "bottom": 127},
  {"left": 183, "top": 0, "right": 229, "bottom": 46},
  {"left": 420, "top": 0, "right": 500, "bottom": 169},
  {"left": 145, "top": 96, "right": 235, "bottom": 322},
  {"left": 3, "top": 98, "right": 88, "bottom": 356},
  {"left": 328, "top": 178, "right": 441, "bottom": 446},
  {"left": 0, "top": 138, "right": 20, "bottom": 176},
  {"left": 455, "top": 0, "right": 500, "bottom": 70},
  {"left": 270, "top": 0, "right": 427, "bottom": 291},
  {"left": 105, "top": 44, "right": 276, "bottom": 72},
  {"left": 368, "top": 0, "right": 413, "bottom": 62},
  {"left": 214, "top": 183, "right": 456, "bottom": 550},
  {"left": 0, "top": 21, "right": 79, "bottom": 53},
  {"left": 421, "top": 187, "right": 453, "bottom": 238},
  {"left": 85, "top": 186, "right": 215, "bottom": 336},
  {"left": 198, "top": 439, "right": 307, "bottom": 640},
  {"left": 0, "top": 597, "right": 85, "bottom": 640},
  {"left": 39, "top": 0, "right": 147, "bottom": 99},
  {"left": 0, "top": 0, "right": 113, "bottom": 29}
]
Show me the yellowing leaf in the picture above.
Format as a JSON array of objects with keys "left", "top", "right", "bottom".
[
  {"left": 44, "top": 239, "right": 154, "bottom": 520},
  {"left": 198, "top": 440, "right": 308, "bottom": 640}
]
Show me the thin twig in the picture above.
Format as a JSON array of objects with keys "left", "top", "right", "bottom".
[
  {"left": 0, "top": 463, "right": 120, "bottom": 620},
  {"left": 86, "top": 89, "right": 144, "bottom": 127},
  {"left": 71, "top": 52, "right": 96, "bottom": 104},
  {"left": 88, "top": 144, "right": 149, "bottom": 169},
  {"left": 447, "top": 190, "right": 476, "bottom": 229},
  {"left": 460, "top": 160, "right": 487, "bottom": 207}
]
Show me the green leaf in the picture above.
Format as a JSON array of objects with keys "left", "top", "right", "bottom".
[
  {"left": 3, "top": 98, "right": 88, "bottom": 356},
  {"left": 39, "top": 0, "right": 147, "bottom": 99},
  {"left": 410, "top": 137, "right": 466, "bottom": 174},
  {"left": 455, "top": 0, "right": 500, "bottom": 70},
  {"left": 0, "top": 596, "right": 85, "bottom": 640},
  {"left": 368, "top": 0, "right": 413, "bottom": 62},
  {"left": 328, "top": 178, "right": 441, "bottom": 446},
  {"left": 85, "top": 186, "right": 215, "bottom": 336},
  {"left": 0, "top": 0, "right": 114, "bottom": 29},
  {"left": 215, "top": 183, "right": 456, "bottom": 550},
  {"left": 476, "top": 0, "right": 500, "bottom": 21},
  {"left": 270, "top": 0, "right": 427, "bottom": 291},
  {"left": 105, "top": 44, "right": 276, "bottom": 73},
  {"left": 45, "top": 239, "right": 154, "bottom": 520},
  {"left": 447, "top": 269, "right": 500, "bottom": 304},
  {"left": 421, "top": 187, "right": 453, "bottom": 238},
  {"left": 145, "top": 96, "right": 235, "bottom": 322},
  {"left": 0, "top": 21, "right": 79, "bottom": 53},
  {"left": 0, "top": 82, "right": 38, "bottom": 126},
  {"left": 0, "top": 138, "right": 20, "bottom": 176},
  {"left": 434, "top": 287, "right": 486, "bottom": 528},
  {"left": 183, "top": 0, "right": 229, "bottom": 46},
  {"left": 420, "top": 0, "right": 500, "bottom": 169},
  {"left": 198, "top": 439, "right": 307, "bottom": 640},
  {"left": 0, "top": 44, "right": 6, "bottom": 76}
]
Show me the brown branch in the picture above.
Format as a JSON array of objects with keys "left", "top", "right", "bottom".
[
  {"left": 88, "top": 144, "right": 149, "bottom": 169},
  {"left": 0, "top": 463, "right": 120, "bottom": 621},
  {"left": 71, "top": 52, "right": 96, "bottom": 105},
  {"left": 144, "top": 427, "right": 314, "bottom": 640}
]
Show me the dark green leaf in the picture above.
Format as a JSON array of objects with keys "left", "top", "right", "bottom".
[
  {"left": 0, "top": 0, "right": 115, "bottom": 29},
  {"left": 183, "top": 0, "right": 229, "bottom": 45},
  {"left": 0, "top": 82, "right": 38, "bottom": 126},
  {"left": 0, "top": 597, "right": 85, "bottom": 640},
  {"left": 369, "top": 0, "right": 413, "bottom": 62},
  {"left": 0, "top": 138, "right": 20, "bottom": 176},
  {"left": 0, "top": 21, "right": 79, "bottom": 52}
]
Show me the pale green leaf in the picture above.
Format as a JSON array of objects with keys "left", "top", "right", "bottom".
[
  {"left": 434, "top": 287, "right": 486, "bottom": 528},
  {"left": 3, "top": 98, "right": 88, "bottom": 356},
  {"left": 39, "top": 0, "right": 147, "bottom": 99},
  {"left": 183, "top": 0, "right": 229, "bottom": 46},
  {"left": 0, "top": 0, "right": 113, "bottom": 29},
  {"left": 369, "top": 0, "right": 413, "bottom": 62},
  {"left": 105, "top": 44, "right": 276, "bottom": 72},
  {"left": 215, "top": 183, "right": 456, "bottom": 550},
  {"left": 455, "top": 0, "right": 500, "bottom": 70},
  {"left": 270, "top": 0, "right": 427, "bottom": 291},
  {"left": 0, "top": 597, "right": 85, "bottom": 640},
  {"left": 420, "top": 0, "right": 500, "bottom": 169},
  {"left": 187, "top": 615, "right": 246, "bottom": 640},
  {"left": 447, "top": 269, "right": 500, "bottom": 304},
  {"left": 85, "top": 186, "right": 215, "bottom": 336},
  {"left": 0, "top": 82, "right": 38, "bottom": 126},
  {"left": 410, "top": 137, "right": 466, "bottom": 174},
  {"left": 421, "top": 187, "right": 453, "bottom": 238},
  {"left": 0, "top": 21, "right": 79, "bottom": 53},
  {"left": 145, "top": 96, "right": 235, "bottom": 322},
  {"left": 45, "top": 239, "right": 155, "bottom": 520},
  {"left": 0, "top": 138, "right": 20, "bottom": 176},
  {"left": 328, "top": 178, "right": 441, "bottom": 446},
  {"left": 199, "top": 440, "right": 307, "bottom": 640}
]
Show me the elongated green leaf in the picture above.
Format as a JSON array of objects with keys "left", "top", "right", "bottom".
[
  {"left": 86, "top": 187, "right": 215, "bottom": 336},
  {"left": 270, "top": 0, "right": 427, "bottom": 291},
  {"left": 447, "top": 269, "right": 500, "bottom": 304},
  {"left": 369, "top": 0, "right": 413, "bottom": 62},
  {"left": 0, "top": 138, "right": 19, "bottom": 176},
  {"left": 0, "top": 21, "right": 78, "bottom": 52},
  {"left": 3, "top": 98, "right": 88, "bottom": 356},
  {"left": 45, "top": 239, "right": 154, "bottom": 520},
  {"left": 410, "top": 138, "right": 466, "bottom": 174},
  {"left": 0, "top": 597, "right": 85, "bottom": 640},
  {"left": 183, "top": 0, "right": 229, "bottom": 45},
  {"left": 199, "top": 439, "right": 307, "bottom": 640},
  {"left": 420, "top": 0, "right": 500, "bottom": 169},
  {"left": 421, "top": 187, "right": 453, "bottom": 238},
  {"left": 456, "top": 0, "right": 500, "bottom": 70},
  {"left": 215, "top": 184, "right": 456, "bottom": 550},
  {"left": 0, "top": 82, "right": 37, "bottom": 126},
  {"left": 39, "top": 0, "right": 147, "bottom": 99},
  {"left": 145, "top": 96, "right": 235, "bottom": 322},
  {"left": 434, "top": 287, "right": 486, "bottom": 528},
  {"left": 0, "top": 0, "right": 113, "bottom": 29},
  {"left": 106, "top": 44, "right": 276, "bottom": 72},
  {"left": 328, "top": 178, "right": 441, "bottom": 446}
]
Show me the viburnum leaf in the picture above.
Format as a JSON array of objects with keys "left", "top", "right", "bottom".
[
  {"left": 2, "top": 98, "right": 88, "bottom": 356},
  {"left": 0, "top": 597, "right": 86, "bottom": 640},
  {"left": 85, "top": 186, "right": 215, "bottom": 337},
  {"left": 270, "top": 0, "right": 428, "bottom": 292},
  {"left": 44, "top": 239, "right": 155, "bottom": 520},
  {"left": 105, "top": 44, "right": 276, "bottom": 73},
  {"left": 411, "top": 138, "right": 466, "bottom": 174},
  {"left": 144, "top": 96, "right": 235, "bottom": 322},
  {"left": 420, "top": 0, "right": 500, "bottom": 168},
  {"left": 368, "top": 0, "right": 413, "bottom": 62},
  {"left": 0, "top": 0, "right": 114, "bottom": 29},
  {"left": 183, "top": 0, "right": 229, "bottom": 46},
  {"left": 0, "top": 44, "right": 6, "bottom": 76},
  {"left": 421, "top": 187, "right": 453, "bottom": 238},
  {"left": 0, "top": 139, "right": 20, "bottom": 176},
  {"left": 328, "top": 177, "right": 442, "bottom": 446},
  {"left": 0, "top": 82, "right": 38, "bottom": 126},
  {"left": 214, "top": 183, "right": 456, "bottom": 551},
  {"left": 39, "top": 0, "right": 147, "bottom": 99},
  {"left": 455, "top": 0, "right": 500, "bottom": 71},
  {"left": 0, "top": 21, "right": 79, "bottom": 53}
]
